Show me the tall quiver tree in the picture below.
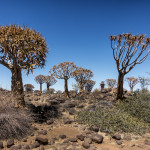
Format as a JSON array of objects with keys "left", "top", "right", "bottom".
[
  {"left": 110, "top": 33, "right": 150, "bottom": 100},
  {"left": 44, "top": 75, "right": 57, "bottom": 90},
  {"left": 50, "top": 62, "right": 77, "bottom": 98},
  {"left": 35, "top": 75, "right": 45, "bottom": 92},
  {"left": 126, "top": 77, "right": 138, "bottom": 94},
  {"left": 0, "top": 25, "right": 48, "bottom": 107},
  {"left": 72, "top": 67, "right": 93, "bottom": 93}
]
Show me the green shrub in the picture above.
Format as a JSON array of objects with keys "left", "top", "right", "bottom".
[
  {"left": 77, "top": 107, "right": 150, "bottom": 135},
  {"left": 77, "top": 92, "right": 150, "bottom": 135},
  {"left": 118, "top": 92, "right": 150, "bottom": 123}
]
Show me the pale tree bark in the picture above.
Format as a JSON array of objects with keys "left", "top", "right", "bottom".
[
  {"left": 79, "top": 84, "right": 84, "bottom": 93},
  {"left": 11, "top": 67, "right": 25, "bottom": 107}
]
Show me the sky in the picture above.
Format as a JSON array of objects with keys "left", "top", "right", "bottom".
[{"left": 1, "top": 0, "right": 150, "bottom": 92}]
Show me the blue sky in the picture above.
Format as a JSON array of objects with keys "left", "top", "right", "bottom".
[{"left": 1, "top": 0, "right": 150, "bottom": 91}]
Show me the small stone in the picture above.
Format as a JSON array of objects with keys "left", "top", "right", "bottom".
[
  {"left": 63, "top": 139, "right": 69, "bottom": 144},
  {"left": 76, "top": 134, "right": 85, "bottom": 141},
  {"left": 38, "top": 130, "right": 47, "bottom": 135},
  {"left": 85, "top": 130, "right": 93, "bottom": 135},
  {"left": 82, "top": 142, "right": 90, "bottom": 149},
  {"left": 92, "top": 134, "right": 103, "bottom": 144},
  {"left": 35, "top": 136, "right": 48, "bottom": 145},
  {"left": 69, "top": 138, "right": 77, "bottom": 142},
  {"left": 30, "top": 141, "right": 40, "bottom": 148},
  {"left": 9, "top": 145, "right": 22, "bottom": 150},
  {"left": 47, "top": 120, "right": 54, "bottom": 125},
  {"left": 7, "top": 139, "right": 14, "bottom": 148},
  {"left": 64, "top": 102, "right": 76, "bottom": 108},
  {"left": 59, "top": 134, "right": 67, "bottom": 139},
  {"left": 112, "top": 133, "right": 121, "bottom": 140},
  {"left": 69, "top": 108, "right": 76, "bottom": 115},
  {"left": 22, "top": 144, "right": 30, "bottom": 149},
  {"left": 84, "top": 137, "right": 92, "bottom": 144},
  {"left": 39, "top": 146, "right": 45, "bottom": 150},
  {"left": 131, "top": 144, "right": 135, "bottom": 147},
  {"left": 23, "top": 139, "right": 27, "bottom": 142},
  {"left": 116, "top": 140, "right": 122, "bottom": 145},
  {"left": 31, "top": 133, "right": 34, "bottom": 136},
  {"left": 63, "top": 118, "right": 72, "bottom": 124},
  {"left": 90, "top": 125, "right": 99, "bottom": 132}
]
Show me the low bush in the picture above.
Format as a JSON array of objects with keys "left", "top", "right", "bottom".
[
  {"left": 118, "top": 91, "right": 150, "bottom": 123},
  {"left": 0, "top": 96, "right": 33, "bottom": 140},
  {"left": 77, "top": 92, "right": 150, "bottom": 135},
  {"left": 46, "top": 88, "right": 55, "bottom": 94}
]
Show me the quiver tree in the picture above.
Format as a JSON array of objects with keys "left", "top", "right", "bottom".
[
  {"left": 24, "top": 84, "right": 34, "bottom": 92},
  {"left": 85, "top": 80, "right": 96, "bottom": 92},
  {"left": 126, "top": 77, "right": 138, "bottom": 93},
  {"left": 72, "top": 67, "right": 93, "bottom": 93},
  {"left": 49, "top": 62, "right": 77, "bottom": 98},
  {"left": 110, "top": 33, "right": 150, "bottom": 100},
  {"left": 44, "top": 75, "right": 57, "bottom": 90},
  {"left": 105, "top": 79, "right": 117, "bottom": 88},
  {"left": 72, "top": 83, "right": 80, "bottom": 93},
  {"left": 138, "top": 76, "right": 150, "bottom": 90},
  {"left": 35, "top": 75, "right": 45, "bottom": 92},
  {"left": 0, "top": 25, "right": 48, "bottom": 107}
]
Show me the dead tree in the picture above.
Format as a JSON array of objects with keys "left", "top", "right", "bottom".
[
  {"left": 110, "top": 33, "right": 150, "bottom": 100},
  {"left": 0, "top": 25, "right": 48, "bottom": 107}
]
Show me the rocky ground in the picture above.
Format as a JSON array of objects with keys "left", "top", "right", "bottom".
[{"left": 0, "top": 89, "right": 150, "bottom": 150}]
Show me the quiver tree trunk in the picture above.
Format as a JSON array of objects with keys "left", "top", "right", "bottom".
[
  {"left": 130, "top": 87, "right": 133, "bottom": 94},
  {"left": 79, "top": 84, "right": 84, "bottom": 93},
  {"left": 64, "top": 78, "right": 69, "bottom": 98},
  {"left": 40, "top": 83, "right": 42, "bottom": 93},
  {"left": 116, "top": 72, "right": 124, "bottom": 100},
  {"left": 47, "top": 83, "right": 50, "bottom": 91},
  {"left": 11, "top": 67, "right": 25, "bottom": 107}
]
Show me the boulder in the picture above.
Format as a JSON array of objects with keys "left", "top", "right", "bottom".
[
  {"left": 112, "top": 133, "right": 121, "bottom": 140},
  {"left": 35, "top": 136, "right": 48, "bottom": 145},
  {"left": 82, "top": 142, "right": 90, "bottom": 149},
  {"left": 76, "top": 134, "right": 85, "bottom": 141},
  {"left": 92, "top": 134, "right": 103, "bottom": 144},
  {"left": 7, "top": 139, "right": 14, "bottom": 148}
]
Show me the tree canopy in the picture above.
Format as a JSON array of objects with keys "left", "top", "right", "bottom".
[
  {"left": 72, "top": 67, "right": 93, "bottom": 92},
  {"left": 0, "top": 24, "right": 48, "bottom": 74}
]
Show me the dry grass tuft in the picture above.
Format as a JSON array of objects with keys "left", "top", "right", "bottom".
[{"left": 0, "top": 95, "right": 33, "bottom": 140}]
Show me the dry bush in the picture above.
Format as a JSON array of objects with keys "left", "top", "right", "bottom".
[
  {"left": 0, "top": 96, "right": 33, "bottom": 140},
  {"left": 92, "top": 88, "right": 101, "bottom": 98}
]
